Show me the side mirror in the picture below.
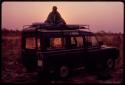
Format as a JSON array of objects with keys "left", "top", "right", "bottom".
[{"left": 99, "top": 41, "right": 103, "bottom": 46}]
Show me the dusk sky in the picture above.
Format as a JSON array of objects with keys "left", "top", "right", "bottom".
[{"left": 2, "top": 2, "right": 124, "bottom": 33}]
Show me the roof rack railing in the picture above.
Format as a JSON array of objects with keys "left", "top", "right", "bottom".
[
  {"left": 23, "top": 22, "right": 42, "bottom": 29},
  {"left": 78, "top": 25, "right": 92, "bottom": 32},
  {"left": 23, "top": 25, "right": 32, "bottom": 29},
  {"left": 79, "top": 25, "right": 89, "bottom": 29}
]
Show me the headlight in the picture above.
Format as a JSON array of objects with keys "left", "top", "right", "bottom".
[{"left": 37, "top": 60, "right": 43, "bottom": 66}]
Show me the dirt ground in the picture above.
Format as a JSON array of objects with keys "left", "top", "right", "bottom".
[{"left": 1, "top": 34, "right": 124, "bottom": 84}]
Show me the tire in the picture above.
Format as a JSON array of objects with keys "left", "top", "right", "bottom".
[
  {"left": 97, "top": 58, "right": 115, "bottom": 71},
  {"left": 59, "top": 66, "right": 70, "bottom": 78},
  {"left": 106, "top": 58, "right": 115, "bottom": 70},
  {"left": 96, "top": 58, "right": 115, "bottom": 80}
]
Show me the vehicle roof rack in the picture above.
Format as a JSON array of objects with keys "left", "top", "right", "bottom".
[{"left": 22, "top": 22, "right": 90, "bottom": 32}]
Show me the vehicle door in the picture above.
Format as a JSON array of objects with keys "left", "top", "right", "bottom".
[
  {"left": 67, "top": 36, "right": 86, "bottom": 67},
  {"left": 22, "top": 35, "right": 40, "bottom": 70},
  {"left": 85, "top": 35, "right": 100, "bottom": 65}
]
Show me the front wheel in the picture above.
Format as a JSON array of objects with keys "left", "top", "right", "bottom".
[
  {"left": 96, "top": 58, "right": 115, "bottom": 79},
  {"left": 105, "top": 58, "right": 115, "bottom": 70},
  {"left": 97, "top": 58, "right": 115, "bottom": 71}
]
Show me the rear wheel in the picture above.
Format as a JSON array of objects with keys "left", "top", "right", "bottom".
[{"left": 59, "top": 66, "right": 70, "bottom": 78}]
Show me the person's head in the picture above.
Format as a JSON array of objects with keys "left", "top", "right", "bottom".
[{"left": 52, "top": 6, "right": 57, "bottom": 12}]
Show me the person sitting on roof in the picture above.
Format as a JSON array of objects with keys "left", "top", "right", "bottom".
[{"left": 44, "top": 6, "right": 66, "bottom": 26}]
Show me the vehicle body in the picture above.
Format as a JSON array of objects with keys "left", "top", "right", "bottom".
[{"left": 21, "top": 23, "right": 119, "bottom": 78}]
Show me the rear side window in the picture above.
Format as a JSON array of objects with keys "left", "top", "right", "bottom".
[
  {"left": 25, "top": 37, "right": 40, "bottom": 49},
  {"left": 26, "top": 37, "right": 36, "bottom": 49}
]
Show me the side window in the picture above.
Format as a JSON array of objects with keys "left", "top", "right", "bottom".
[
  {"left": 26, "top": 37, "right": 36, "bottom": 49},
  {"left": 71, "top": 37, "right": 76, "bottom": 45},
  {"left": 48, "top": 37, "right": 65, "bottom": 49},
  {"left": 71, "top": 36, "right": 84, "bottom": 48},
  {"left": 76, "top": 36, "right": 84, "bottom": 47},
  {"left": 85, "top": 36, "right": 98, "bottom": 48},
  {"left": 37, "top": 38, "right": 40, "bottom": 49}
]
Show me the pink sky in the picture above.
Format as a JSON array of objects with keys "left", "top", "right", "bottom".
[{"left": 2, "top": 2, "right": 124, "bottom": 33}]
